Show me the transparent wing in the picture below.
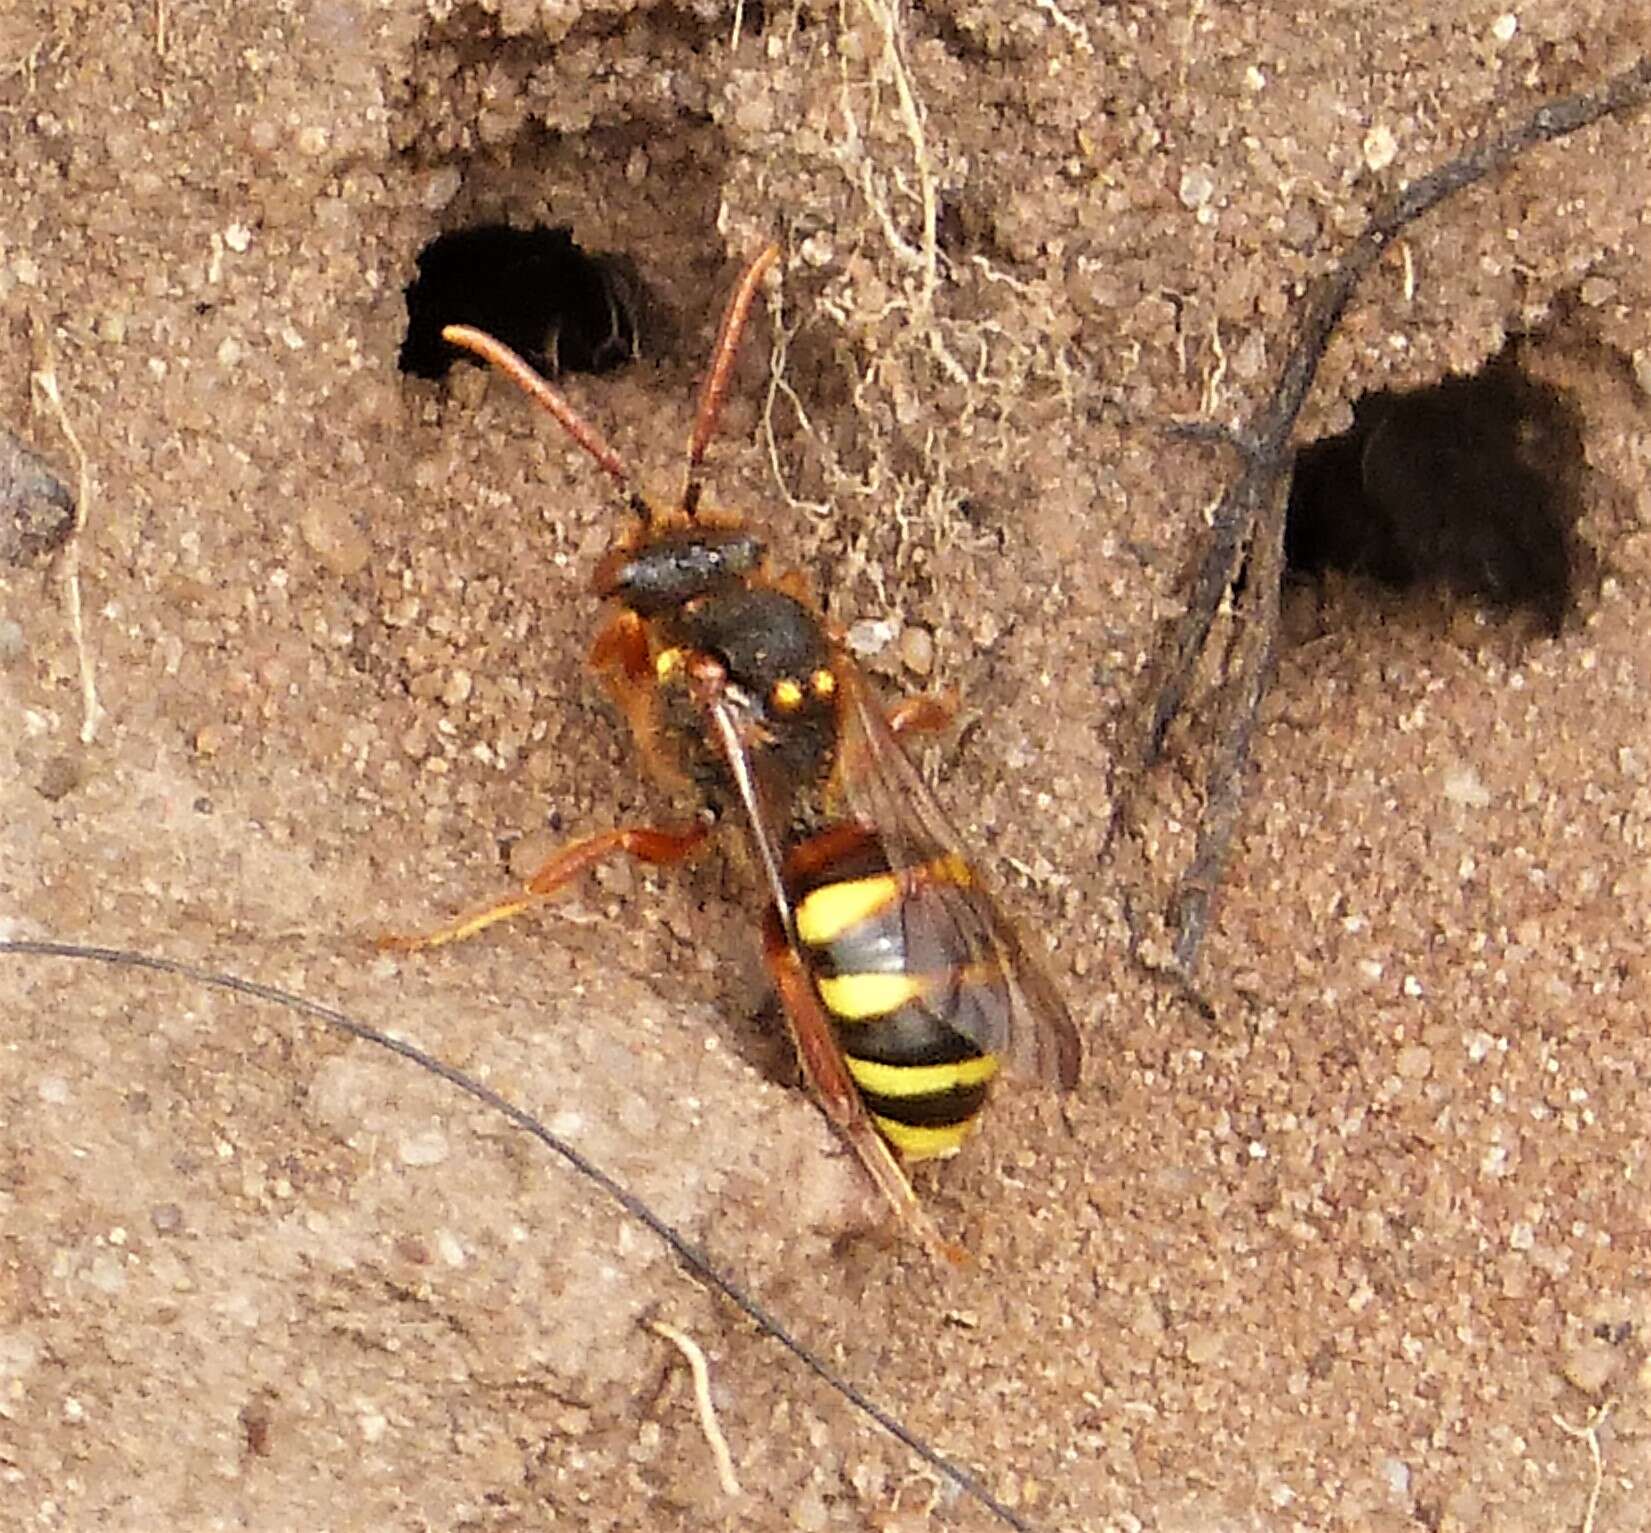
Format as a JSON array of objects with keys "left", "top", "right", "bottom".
[
  {"left": 704, "top": 694, "right": 796, "bottom": 931},
  {"left": 831, "top": 656, "right": 1082, "bottom": 1090}
]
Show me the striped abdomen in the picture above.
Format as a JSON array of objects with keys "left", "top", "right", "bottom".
[{"left": 784, "top": 825, "right": 1009, "bottom": 1160}]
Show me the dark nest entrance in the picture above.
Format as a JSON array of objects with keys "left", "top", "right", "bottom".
[
  {"left": 399, "top": 224, "right": 646, "bottom": 382},
  {"left": 1285, "top": 358, "right": 1586, "bottom": 634}
]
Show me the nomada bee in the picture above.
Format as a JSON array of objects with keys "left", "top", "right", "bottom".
[{"left": 386, "top": 244, "right": 1080, "bottom": 1256}]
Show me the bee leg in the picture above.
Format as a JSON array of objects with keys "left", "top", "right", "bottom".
[
  {"left": 762, "top": 912, "right": 963, "bottom": 1265},
  {"left": 770, "top": 567, "right": 817, "bottom": 605},
  {"left": 588, "top": 611, "right": 702, "bottom": 795},
  {"left": 588, "top": 607, "right": 650, "bottom": 683},
  {"left": 883, "top": 693, "right": 956, "bottom": 737},
  {"left": 378, "top": 822, "right": 710, "bottom": 954}
]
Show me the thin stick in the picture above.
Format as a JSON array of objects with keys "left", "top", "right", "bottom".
[
  {"left": 648, "top": 1319, "right": 743, "bottom": 1497},
  {"left": 30, "top": 359, "right": 103, "bottom": 745},
  {"left": 1168, "top": 470, "right": 1287, "bottom": 973},
  {"left": 1554, "top": 1401, "right": 1613, "bottom": 1533},
  {"left": 0, "top": 937, "right": 1046, "bottom": 1533}
]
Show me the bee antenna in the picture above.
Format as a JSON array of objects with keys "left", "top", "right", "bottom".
[
  {"left": 681, "top": 243, "right": 781, "bottom": 519},
  {"left": 440, "top": 324, "right": 637, "bottom": 494}
]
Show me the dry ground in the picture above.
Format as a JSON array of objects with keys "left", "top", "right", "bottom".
[{"left": 4, "top": 2, "right": 1651, "bottom": 1529}]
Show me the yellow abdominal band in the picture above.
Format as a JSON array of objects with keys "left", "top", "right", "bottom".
[
  {"left": 815, "top": 971, "right": 928, "bottom": 1020},
  {"left": 794, "top": 873, "right": 901, "bottom": 947},
  {"left": 872, "top": 1115, "right": 980, "bottom": 1160},
  {"left": 845, "top": 1054, "right": 1000, "bottom": 1099},
  {"left": 850, "top": 1055, "right": 1000, "bottom": 1161}
]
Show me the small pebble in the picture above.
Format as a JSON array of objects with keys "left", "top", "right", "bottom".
[
  {"left": 898, "top": 624, "right": 935, "bottom": 676},
  {"left": 1441, "top": 764, "right": 1490, "bottom": 808},
  {"left": 151, "top": 1203, "right": 184, "bottom": 1234},
  {"left": 398, "top": 1127, "right": 450, "bottom": 1167},
  {"left": 1184, "top": 1327, "right": 1224, "bottom": 1365},
  {"left": 844, "top": 616, "right": 897, "bottom": 657},
  {"left": 299, "top": 499, "right": 372, "bottom": 578},
  {"left": 1177, "top": 165, "right": 1216, "bottom": 210},
  {"left": 1396, "top": 1044, "right": 1433, "bottom": 1080},
  {"left": 442, "top": 668, "right": 473, "bottom": 708},
  {"left": 0, "top": 426, "right": 75, "bottom": 564},
  {"left": 36, "top": 753, "right": 82, "bottom": 802},
  {"left": 1559, "top": 1339, "right": 1619, "bottom": 1394},
  {"left": 1363, "top": 124, "right": 1398, "bottom": 173}
]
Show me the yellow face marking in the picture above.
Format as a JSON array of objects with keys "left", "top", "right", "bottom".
[
  {"left": 816, "top": 970, "right": 929, "bottom": 1021},
  {"left": 811, "top": 666, "right": 837, "bottom": 698},
  {"left": 771, "top": 677, "right": 804, "bottom": 712},
  {"left": 655, "top": 647, "right": 684, "bottom": 683},
  {"left": 795, "top": 873, "right": 902, "bottom": 948},
  {"left": 872, "top": 1114, "right": 979, "bottom": 1161},
  {"left": 846, "top": 1053, "right": 1000, "bottom": 1100}
]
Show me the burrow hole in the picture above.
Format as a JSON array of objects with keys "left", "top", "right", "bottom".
[
  {"left": 392, "top": 0, "right": 743, "bottom": 391},
  {"left": 399, "top": 225, "right": 649, "bottom": 382},
  {"left": 1285, "top": 352, "right": 1588, "bottom": 634}
]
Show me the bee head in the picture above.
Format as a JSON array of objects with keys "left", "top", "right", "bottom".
[{"left": 595, "top": 525, "right": 766, "bottom": 617}]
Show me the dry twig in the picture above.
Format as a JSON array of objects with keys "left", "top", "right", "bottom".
[
  {"left": 1131, "top": 55, "right": 1651, "bottom": 977},
  {"left": 1554, "top": 1401, "right": 1613, "bottom": 1533},
  {"left": 648, "top": 1318, "right": 744, "bottom": 1498},
  {"left": 30, "top": 357, "right": 104, "bottom": 745}
]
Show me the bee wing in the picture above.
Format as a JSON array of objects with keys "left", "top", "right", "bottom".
[
  {"left": 831, "top": 656, "right": 1082, "bottom": 1091},
  {"left": 703, "top": 693, "right": 796, "bottom": 932}
]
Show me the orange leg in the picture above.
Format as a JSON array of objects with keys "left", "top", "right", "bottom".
[
  {"left": 589, "top": 609, "right": 659, "bottom": 748},
  {"left": 884, "top": 692, "right": 956, "bottom": 737},
  {"left": 761, "top": 911, "right": 961, "bottom": 1265},
  {"left": 379, "top": 822, "right": 710, "bottom": 954},
  {"left": 588, "top": 607, "right": 651, "bottom": 683}
]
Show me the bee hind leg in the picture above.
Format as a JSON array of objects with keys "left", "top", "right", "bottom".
[{"left": 762, "top": 911, "right": 963, "bottom": 1265}]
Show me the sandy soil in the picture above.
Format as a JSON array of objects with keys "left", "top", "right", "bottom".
[{"left": 4, "top": 2, "right": 1651, "bottom": 1528}]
